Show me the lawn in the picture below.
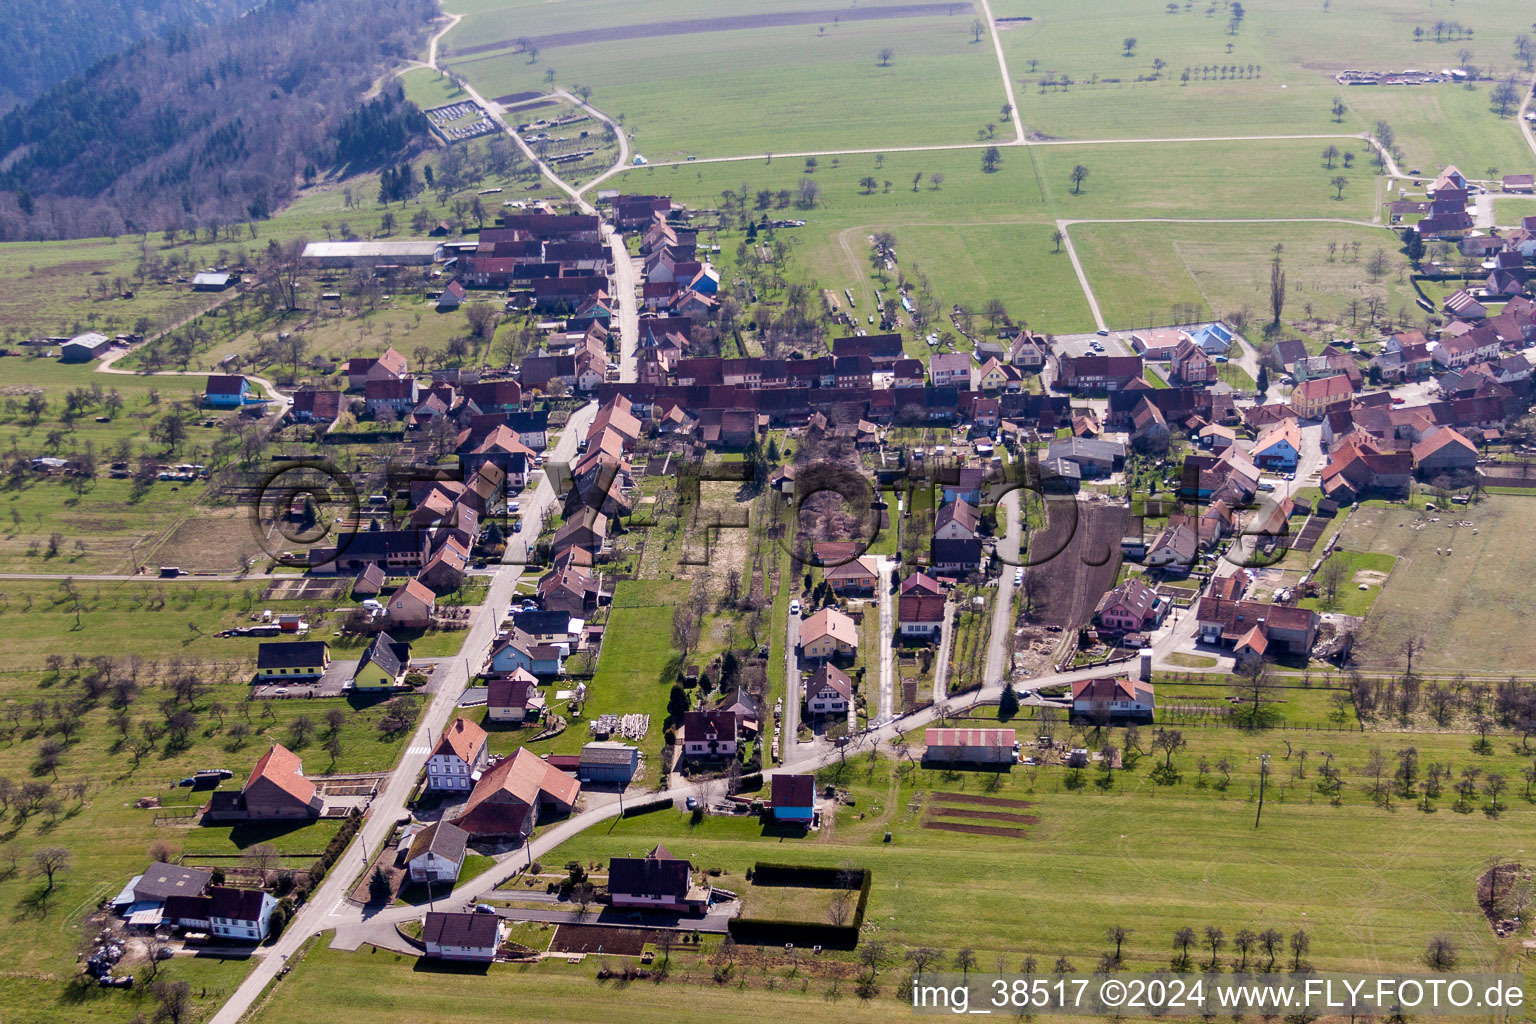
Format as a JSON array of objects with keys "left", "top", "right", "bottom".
[
  {"left": 1339, "top": 494, "right": 1536, "bottom": 675},
  {"left": 1298, "top": 549, "right": 1397, "bottom": 618}
]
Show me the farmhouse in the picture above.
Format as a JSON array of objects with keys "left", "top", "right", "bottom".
[
  {"left": 300, "top": 240, "right": 442, "bottom": 268},
  {"left": 1196, "top": 598, "right": 1319, "bottom": 657},
  {"left": 164, "top": 886, "right": 277, "bottom": 942},
  {"left": 923, "top": 728, "right": 1016, "bottom": 766},
  {"left": 1071, "top": 677, "right": 1155, "bottom": 723},
  {"left": 426, "top": 717, "right": 489, "bottom": 792},
  {"left": 236, "top": 744, "right": 323, "bottom": 820},
  {"left": 454, "top": 749, "right": 580, "bottom": 841},
  {"left": 59, "top": 331, "right": 113, "bottom": 362},
  {"left": 1045, "top": 437, "right": 1125, "bottom": 477},
  {"left": 1411, "top": 427, "right": 1478, "bottom": 477}
]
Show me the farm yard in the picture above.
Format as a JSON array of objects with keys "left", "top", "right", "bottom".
[{"left": 1339, "top": 495, "right": 1536, "bottom": 677}]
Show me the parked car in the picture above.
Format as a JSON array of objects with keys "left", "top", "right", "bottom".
[
  {"left": 474, "top": 904, "right": 496, "bottom": 914},
  {"left": 512, "top": 519, "right": 522, "bottom": 533},
  {"left": 1096, "top": 328, "right": 1110, "bottom": 336},
  {"left": 685, "top": 796, "right": 699, "bottom": 810},
  {"left": 789, "top": 599, "right": 801, "bottom": 616}
]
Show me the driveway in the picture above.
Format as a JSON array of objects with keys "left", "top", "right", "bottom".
[{"left": 781, "top": 608, "right": 802, "bottom": 763}]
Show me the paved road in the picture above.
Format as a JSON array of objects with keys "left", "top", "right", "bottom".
[
  {"left": 1521, "top": 75, "right": 1536, "bottom": 165},
  {"left": 206, "top": 401, "right": 596, "bottom": 1024}
]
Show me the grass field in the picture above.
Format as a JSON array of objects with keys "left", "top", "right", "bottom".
[
  {"left": 1071, "top": 219, "right": 1420, "bottom": 338},
  {"left": 444, "top": 1, "right": 1005, "bottom": 161},
  {"left": 1341, "top": 494, "right": 1536, "bottom": 675},
  {"left": 993, "top": 0, "right": 1535, "bottom": 173},
  {"left": 0, "top": 576, "right": 425, "bottom": 1021}
]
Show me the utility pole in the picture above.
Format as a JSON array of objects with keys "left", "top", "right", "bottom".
[{"left": 1254, "top": 752, "right": 1270, "bottom": 828}]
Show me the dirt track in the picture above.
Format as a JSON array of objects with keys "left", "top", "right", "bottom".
[{"left": 444, "top": 3, "right": 976, "bottom": 58}]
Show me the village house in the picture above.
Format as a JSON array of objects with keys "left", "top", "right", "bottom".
[
  {"left": 771, "top": 774, "right": 817, "bottom": 825},
  {"left": 1170, "top": 338, "right": 1216, "bottom": 384},
  {"left": 1093, "top": 579, "right": 1167, "bottom": 635},
  {"left": 930, "top": 352, "right": 973, "bottom": 389},
  {"left": 930, "top": 537, "right": 983, "bottom": 573},
  {"left": 1290, "top": 374, "right": 1354, "bottom": 418},
  {"left": 486, "top": 670, "right": 541, "bottom": 723},
  {"left": 291, "top": 388, "right": 343, "bottom": 423},
  {"left": 1071, "top": 678, "right": 1155, "bottom": 723},
  {"left": 426, "top": 717, "right": 489, "bottom": 792},
  {"left": 345, "top": 347, "right": 409, "bottom": 390},
  {"left": 933, "top": 500, "right": 980, "bottom": 541},
  {"left": 799, "top": 607, "right": 858, "bottom": 660},
  {"left": 386, "top": 579, "right": 437, "bottom": 629},
  {"left": 805, "top": 663, "right": 854, "bottom": 715},
  {"left": 423, "top": 911, "right": 502, "bottom": 962},
  {"left": 203, "top": 374, "right": 252, "bottom": 408},
  {"left": 898, "top": 593, "right": 946, "bottom": 639},
  {"left": 233, "top": 744, "right": 323, "bottom": 820},
  {"left": 680, "top": 709, "right": 739, "bottom": 760},
  {"left": 608, "top": 845, "right": 707, "bottom": 914},
  {"left": 350, "top": 632, "right": 409, "bottom": 691},
  {"left": 1251, "top": 419, "right": 1301, "bottom": 470},
  {"left": 1055, "top": 354, "right": 1143, "bottom": 392},
  {"left": 824, "top": 556, "right": 879, "bottom": 595},
  {"left": 255, "top": 640, "right": 329, "bottom": 681}
]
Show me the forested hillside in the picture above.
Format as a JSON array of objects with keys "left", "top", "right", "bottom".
[
  {"left": 0, "top": 0, "right": 435, "bottom": 241},
  {"left": 0, "top": 0, "right": 254, "bottom": 112}
]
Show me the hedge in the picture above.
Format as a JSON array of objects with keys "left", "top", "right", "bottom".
[
  {"left": 620, "top": 796, "right": 674, "bottom": 818},
  {"left": 727, "top": 863, "right": 873, "bottom": 949}
]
